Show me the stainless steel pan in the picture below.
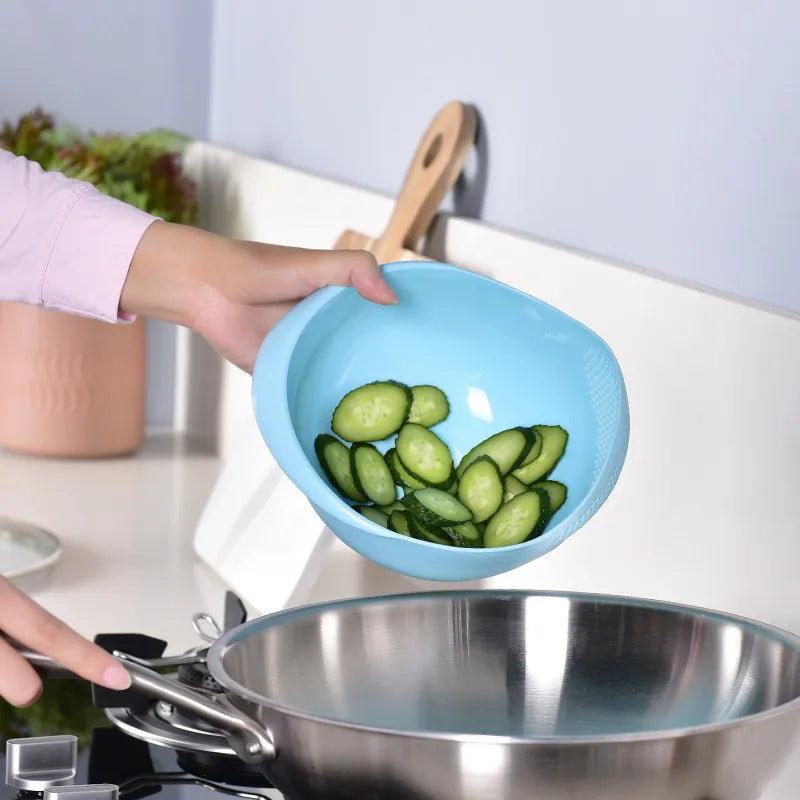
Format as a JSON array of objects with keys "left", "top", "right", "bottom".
[{"left": 15, "top": 590, "right": 800, "bottom": 799}]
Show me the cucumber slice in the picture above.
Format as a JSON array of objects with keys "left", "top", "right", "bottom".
[
  {"left": 388, "top": 509, "right": 412, "bottom": 536},
  {"left": 350, "top": 443, "right": 396, "bottom": 506},
  {"left": 483, "top": 491, "right": 546, "bottom": 548},
  {"left": 396, "top": 423, "right": 454, "bottom": 487},
  {"left": 408, "top": 385, "right": 450, "bottom": 427},
  {"left": 502, "top": 474, "right": 528, "bottom": 503},
  {"left": 385, "top": 448, "right": 426, "bottom": 490},
  {"left": 457, "top": 455, "right": 503, "bottom": 523},
  {"left": 444, "top": 520, "right": 483, "bottom": 547},
  {"left": 456, "top": 427, "right": 536, "bottom": 477},
  {"left": 517, "top": 428, "right": 543, "bottom": 466},
  {"left": 512, "top": 425, "right": 568, "bottom": 484},
  {"left": 331, "top": 381, "right": 412, "bottom": 442},
  {"left": 355, "top": 505, "right": 390, "bottom": 528},
  {"left": 378, "top": 500, "right": 406, "bottom": 514},
  {"left": 409, "top": 515, "right": 453, "bottom": 546},
  {"left": 531, "top": 480, "right": 568, "bottom": 515},
  {"left": 314, "top": 434, "right": 366, "bottom": 502},
  {"left": 401, "top": 487, "right": 473, "bottom": 527},
  {"left": 530, "top": 486, "right": 552, "bottom": 538}
]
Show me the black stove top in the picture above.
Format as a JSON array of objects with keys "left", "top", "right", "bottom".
[
  {"left": 1, "top": 593, "right": 286, "bottom": 800},
  {"left": 1, "top": 679, "right": 283, "bottom": 800}
]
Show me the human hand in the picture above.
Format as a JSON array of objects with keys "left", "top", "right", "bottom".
[
  {"left": 121, "top": 222, "right": 397, "bottom": 372},
  {"left": 0, "top": 575, "right": 131, "bottom": 706}
]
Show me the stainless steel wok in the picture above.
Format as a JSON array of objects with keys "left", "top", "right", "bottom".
[{"left": 18, "top": 591, "right": 800, "bottom": 799}]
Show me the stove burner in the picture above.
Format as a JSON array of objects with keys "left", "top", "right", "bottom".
[{"left": 177, "top": 652, "right": 223, "bottom": 695}]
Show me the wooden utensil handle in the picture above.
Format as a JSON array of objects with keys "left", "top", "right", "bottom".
[{"left": 376, "top": 101, "right": 477, "bottom": 258}]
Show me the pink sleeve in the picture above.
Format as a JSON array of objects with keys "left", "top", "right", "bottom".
[{"left": 0, "top": 148, "right": 158, "bottom": 323}]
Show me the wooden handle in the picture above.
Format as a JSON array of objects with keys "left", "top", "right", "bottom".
[{"left": 373, "top": 101, "right": 477, "bottom": 262}]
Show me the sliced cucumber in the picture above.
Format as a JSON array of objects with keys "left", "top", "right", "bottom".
[
  {"left": 530, "top": 486, "right": 552, "bottom": 538},
  {"left": 388, "top": 509, "right": 412, "bottom": 536},
  {"left": 314, "top": 434, "right": 366, "bottom": 502},
  {"left": 331, "top": 381, "right": 412, "bottom": 442},
  {"left": 444, "top": 520, "right": 483, "bottom": 547},
  {"left": 396, "top": 423, "right": 454, "bottom": 487},
  {"left": 502, "top": 474, "right": 529, "bottom": 503},
  {"left": 385, "top": 448, "right": 426, "bottom": 490},
  {"left": 457, "top": 455, "right": 503, "bottom": 523},
  {"left": 456, "top": 427, "right": 536, "bottom": 477},
  {"left": 517, "top": 427, "right": 543, "bottom": 466},
  {"left": 483, "top": 491, "right": 546, "bottom": 548},
  {"left": 512, "top": 425, "right": 568, "bottom": 484},
  {"left": 350, "top": 443, "right": 397, "bottom": 506},
  {"left": 401, "top": 487, "right": 473, "bottom": 527},
  {"left": 378, "top": 500, "right": 406, "bottom": 514},
  {"left": 409, "top": 515, "right": 453, "bottom": 546},
  {"left": 408, "top": 385, "right": 450, "bottom": 427},
  {"left": 532, "top": 480, "right": 568, "bottom": 515},
  {"left": 355, "top": 505, "right": 390, "bottom": 528}
]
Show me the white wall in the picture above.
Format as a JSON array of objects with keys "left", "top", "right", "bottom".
[
  {"left": 0, "top": 0, "right": 213, "bottom": 427},
  {"left": 3, "top": 1, "right": 797, "bottom": 429},
  {"left": 210, "top": 0, "right": 800, "bottom": 315}
]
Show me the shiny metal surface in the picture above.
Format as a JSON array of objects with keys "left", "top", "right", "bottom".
[
  {"left": 209, "top": 591, "right": 800, "bottom": 800},
  {"left": 44, "top": 786, "right": 119, "bottom": 800},
  {"left": 5, "top": 735, "right": 77, "bottom": 791}
]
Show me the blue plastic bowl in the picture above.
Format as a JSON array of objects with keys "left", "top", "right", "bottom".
[{"left": 252, "top": 261, "right": 629, "bottom": 582}]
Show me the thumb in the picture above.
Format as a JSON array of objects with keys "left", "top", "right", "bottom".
[
  {"left": 239, "top": 243, "right": 398, "bottom": 305},
  {"left": 306, "top": 248, "right": 399, "bottom": 305}
]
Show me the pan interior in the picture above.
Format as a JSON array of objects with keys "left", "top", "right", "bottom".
[{"left": 216, "top": 593, "right": 800, "bottom": 738}]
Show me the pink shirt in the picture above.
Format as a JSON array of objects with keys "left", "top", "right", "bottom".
[{"left": 0, "top": 149, "right": 157, "bottom": 323}]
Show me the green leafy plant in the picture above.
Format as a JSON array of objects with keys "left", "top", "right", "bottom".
[
  {"left": 0, "top": 680, "right": 108, "bottom": 749},
  {"left": 1, "top": 107, "right": 197, "bottom": 225}
]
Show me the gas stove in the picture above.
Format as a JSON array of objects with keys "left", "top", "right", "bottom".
[{"left": 1, "top": 593, "right": 285, "bottom": 800}]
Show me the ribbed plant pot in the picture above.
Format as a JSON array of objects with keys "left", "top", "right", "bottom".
[{"left": 0, "top": 302, "right": 146, "bottom": 458}]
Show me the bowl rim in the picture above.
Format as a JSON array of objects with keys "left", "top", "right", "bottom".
[{"left": 252, "top": 260, "right": 629, "bottom": 557}]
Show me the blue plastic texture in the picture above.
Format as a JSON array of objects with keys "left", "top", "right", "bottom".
[{"left": 252, "top": 261, "right": 629, "bottom": 582}]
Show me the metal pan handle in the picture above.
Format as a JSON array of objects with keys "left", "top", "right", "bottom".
[{"left": 5, "top": 636, "right": 276, "bottom": 763}]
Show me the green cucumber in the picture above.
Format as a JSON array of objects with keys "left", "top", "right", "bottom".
[
  {"left": 401, "top": 487, "right": 473, "bottom": 527},
  {"left": 355, "top": 505, "right": 390, "bottom": 528},
  {"left": 483, "top": 491, "right": 547, "bottom": 548},
  {"left": 378, "top": 500, "right": 406, "bottom": 514},
  {"left": 517, "top": 428, "right": 543, "bottom": 466},
  {"left": 409, "top": 515, "right": 452, "bottom": 546},
  {"left": 512, "top": 425, "right": 568, "bottom": 484},
  {"left": 502, "top": 474, "right": 529, "bottom": 503},
  {"left": 457, "top": 455, "right": 503, "bottom": 523},
  {"left": 444, "top": 520, "right": 483, "bottom": 547},
  {"left": 457, "top": 427, "right": 536, "bottom": 477},
  {"left": 331, "top": 381, "right": 412, "bottom": 442},
  {"left": 314, "top": 434, "right": 366, "bottom": 502},
  {"left": 531, "top": 480, "right": 568, "bottom": 515},
  {"left": 408, "top": 385, "right": 450, "bottom": 427},
  {"left": 396, "top": 423, "right": 454, "bottom": 487},
  {"left": 388, "top": 509, "right": 412, "bottom": 536},
  {"left": 350, "top": 443, "right": 397, "bottom": 506},
  {"left": 385, "top": 448, "right": 426, "bottom": 490}
]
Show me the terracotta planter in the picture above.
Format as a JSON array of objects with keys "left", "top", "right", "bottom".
[{"left": 0, "top": 302, "right": 146, "bottom": 458}]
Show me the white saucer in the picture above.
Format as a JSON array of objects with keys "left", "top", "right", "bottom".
[{"left": 0, "top": 516, "right": 62, "bottom": 590}]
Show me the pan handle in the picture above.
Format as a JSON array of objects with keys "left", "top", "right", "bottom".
[{"left": 6, "top": 637, "right": 276, "bottom": 763}]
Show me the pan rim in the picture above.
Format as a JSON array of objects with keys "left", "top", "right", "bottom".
[{"left": 206, "top": 589, "right": 800, "bottom": 746}]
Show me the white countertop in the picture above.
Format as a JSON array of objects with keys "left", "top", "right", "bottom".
[
  {"left": 1, "top": 432, "right": 798, "bottom": 798},
  {"left": 0, "top": 434, "right": 230, "bottom": 652}
]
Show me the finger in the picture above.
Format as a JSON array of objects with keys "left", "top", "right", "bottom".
[
  {"left": 0, "top": 635, "right": 42, "bottom": 707},
  {"left": 0, "top": 577, "right": 131, "bottom": 692},
  {"left": 238, "top": 243, "right": 398, "bottom": 305}
]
